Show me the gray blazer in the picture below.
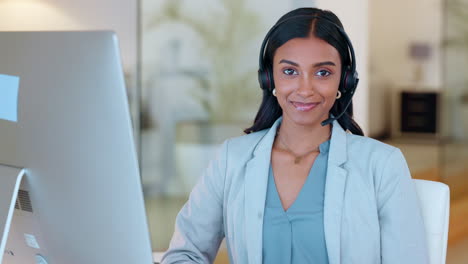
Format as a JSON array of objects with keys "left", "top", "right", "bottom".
[{"left": 162, "top": 117, "right": 429, "bottom": 264}]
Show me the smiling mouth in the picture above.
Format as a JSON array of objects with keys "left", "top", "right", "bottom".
[{"left": 291, "top": 101, "right": 320, "bottom": 111}]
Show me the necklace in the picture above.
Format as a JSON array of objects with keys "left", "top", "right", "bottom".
[{"left": 276, "top": 129, "right": 331, "bottom": 164}]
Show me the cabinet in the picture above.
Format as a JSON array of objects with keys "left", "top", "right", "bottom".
[{"left": 400, "top": 91, "right": 439, "bottom": 134}]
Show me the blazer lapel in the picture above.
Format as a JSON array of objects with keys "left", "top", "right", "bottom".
[
  {"left": 244, "top": 118, "right": 282, "bottom": 264},
  {"left": 323, "top": 121, "right": 349, "bottom": 264}
]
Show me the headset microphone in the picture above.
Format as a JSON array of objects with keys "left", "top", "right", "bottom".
[{"left": 321, "top": 77, "right": 358, "bottom": 126}]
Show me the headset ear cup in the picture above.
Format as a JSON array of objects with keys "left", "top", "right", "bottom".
[
  {"left": 266, "top": 69, "right": 274, "bottom": 91},
  {"left": 258, "top": 68, "right": 274, "bottom": 91},
  {"left": 345, "top": 70, "right": 358, "bottom": 94},
  {"left": 258, "top": 69, "right": 266, "bottom": 90},
  {"left": 340, "top": 66, "right": 358, "bottom": 93},
  {"left": 339, "top": 67, "right": 349, "bottom": 93}
]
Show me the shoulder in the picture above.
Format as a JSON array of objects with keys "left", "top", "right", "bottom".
[
  {"left": 342, "top": 135, "right": 413, "bottom": 204},
  {"left": 343, "top": 133, "right": 409, "bottom": 177},
  {"left": 344, "top": 133, "right": 410, "bottom": 183},
  {"left": 223, "top": 128, "right": 269, "bottom": 157},
  {"left": 345, "top": 133, "right": 398, "bottom": 159}
]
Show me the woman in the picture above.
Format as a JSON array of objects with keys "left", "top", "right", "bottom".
[{"left": 162, "top": 7, "right": 429, "bottom": 264}]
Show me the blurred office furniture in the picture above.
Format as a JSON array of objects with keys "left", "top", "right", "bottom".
[
  {"left": 414, "top": 179, "right": 450, "bottom": 264},
  {"left": 390, "top": 88, "right": 440, "bottom": 140},
  {"left": 401, "top": 91, "right": 439, "bottom": 134},
  {"left": 408, "top": 42, "right": 432, "bottom": 85}
]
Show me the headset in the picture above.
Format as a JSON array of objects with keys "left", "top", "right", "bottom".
[{"left": 257, "top": 15, "right": 359, "bottom": 126}]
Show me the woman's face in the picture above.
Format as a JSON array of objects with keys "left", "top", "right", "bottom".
[{"left": 272, "top": 35, "right": 342, "bottom": 128}]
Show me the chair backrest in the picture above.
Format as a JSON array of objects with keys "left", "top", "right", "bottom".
[{"left": 413, "top": 179, "right": 450, "bottom": 264}]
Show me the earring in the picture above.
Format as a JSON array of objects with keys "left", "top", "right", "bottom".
[
  {"left": 272, "top": 88, "right": 277, "bottom": 97},
  {"left": 336, "top": 90, "right": 342, "bottom": 99}
]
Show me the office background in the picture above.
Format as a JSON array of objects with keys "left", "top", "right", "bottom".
[{"left": 1, "top": 0, "right": 466, "bottom": 263}]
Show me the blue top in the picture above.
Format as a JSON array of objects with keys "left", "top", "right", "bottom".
[{"left": 262, "top": 139, "right": 330, "bottom": 264}]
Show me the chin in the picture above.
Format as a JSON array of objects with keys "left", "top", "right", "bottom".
[{"left": 285, "top": 112, "right": 327, "bottom": 127}]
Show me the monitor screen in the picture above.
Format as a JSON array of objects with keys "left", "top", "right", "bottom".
[{"left": 0, "top": 31, "right": 153, "bottom": 264}]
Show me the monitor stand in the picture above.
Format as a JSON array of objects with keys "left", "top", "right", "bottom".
[{"left": 0, "top": 164, "right": 25, "bottom": 264}]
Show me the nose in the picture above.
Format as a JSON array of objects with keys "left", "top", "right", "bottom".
[{"left": 296, "top": 76, "right": 315, "bottom": 97}]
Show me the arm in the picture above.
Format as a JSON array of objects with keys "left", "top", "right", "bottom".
[
  {"left": 376, "top": 148, "right": 429, "bottom": 264},
  {"left": 161, "top": 140, "right": 228, "bottom": 264}
]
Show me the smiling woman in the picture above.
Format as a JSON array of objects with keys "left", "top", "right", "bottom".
[{"left": 162, "top": 7, "right": 429, "bottom": 264}]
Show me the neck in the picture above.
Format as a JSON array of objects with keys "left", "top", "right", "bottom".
[{"left": 275, "top": 118, "right": 332, "bottom": 154}]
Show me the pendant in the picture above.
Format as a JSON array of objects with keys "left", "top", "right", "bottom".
[{"left": 294, "top": 157, "right": 301, "bottom": 164}]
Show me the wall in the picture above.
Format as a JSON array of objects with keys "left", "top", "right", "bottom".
[
  {"left": 368, "top": 0, "right": 443, "bottom": 137},
  {"left": 0, "top": 0, "right": 137, "bottom": 72},
  {"left": 316, "top": 0, "right": 370, "bottom": 135}
]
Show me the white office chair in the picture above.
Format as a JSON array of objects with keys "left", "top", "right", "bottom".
[{"left": 413, "top": 179, "right": 450, "bottom": 264}]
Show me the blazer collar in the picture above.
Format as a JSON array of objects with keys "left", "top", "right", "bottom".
[
  {"left": 328, "top": 118, "right": 348, "bottom": 166},
  {"left": 252, "top": 117, "right": 282, "bottom": 157},
  {"left": 244, "top": 118, "right": 281, "bottom": 264},
  {"left": 324, "top": 120, "right": 348, "bottom": 264},
  {"left": 244, "top": 116, "right": 349, "bottom": 264}
]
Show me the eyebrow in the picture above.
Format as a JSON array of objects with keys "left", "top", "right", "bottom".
[{"left": 279, "top": 59, "right": 336, "bottom": 67}]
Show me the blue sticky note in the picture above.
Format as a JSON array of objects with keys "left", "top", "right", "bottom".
[{"left": 0, "top": 74, "right": 20, "bottom": 122}]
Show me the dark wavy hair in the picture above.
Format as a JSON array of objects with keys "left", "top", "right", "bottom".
[{"left": 244, "top": 7, "right": 364, "bottom": 136}]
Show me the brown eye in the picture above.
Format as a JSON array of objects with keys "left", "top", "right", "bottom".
[
  {"left": 283, "top": 68, "right": 298, "bottom": 75},
  {"left": 316, "top": 70, "right": 331, "bottom": 77}
]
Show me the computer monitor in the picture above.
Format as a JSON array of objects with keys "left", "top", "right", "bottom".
[{"left": 0, "top": 31, "right": 154, "bottom": 264}]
